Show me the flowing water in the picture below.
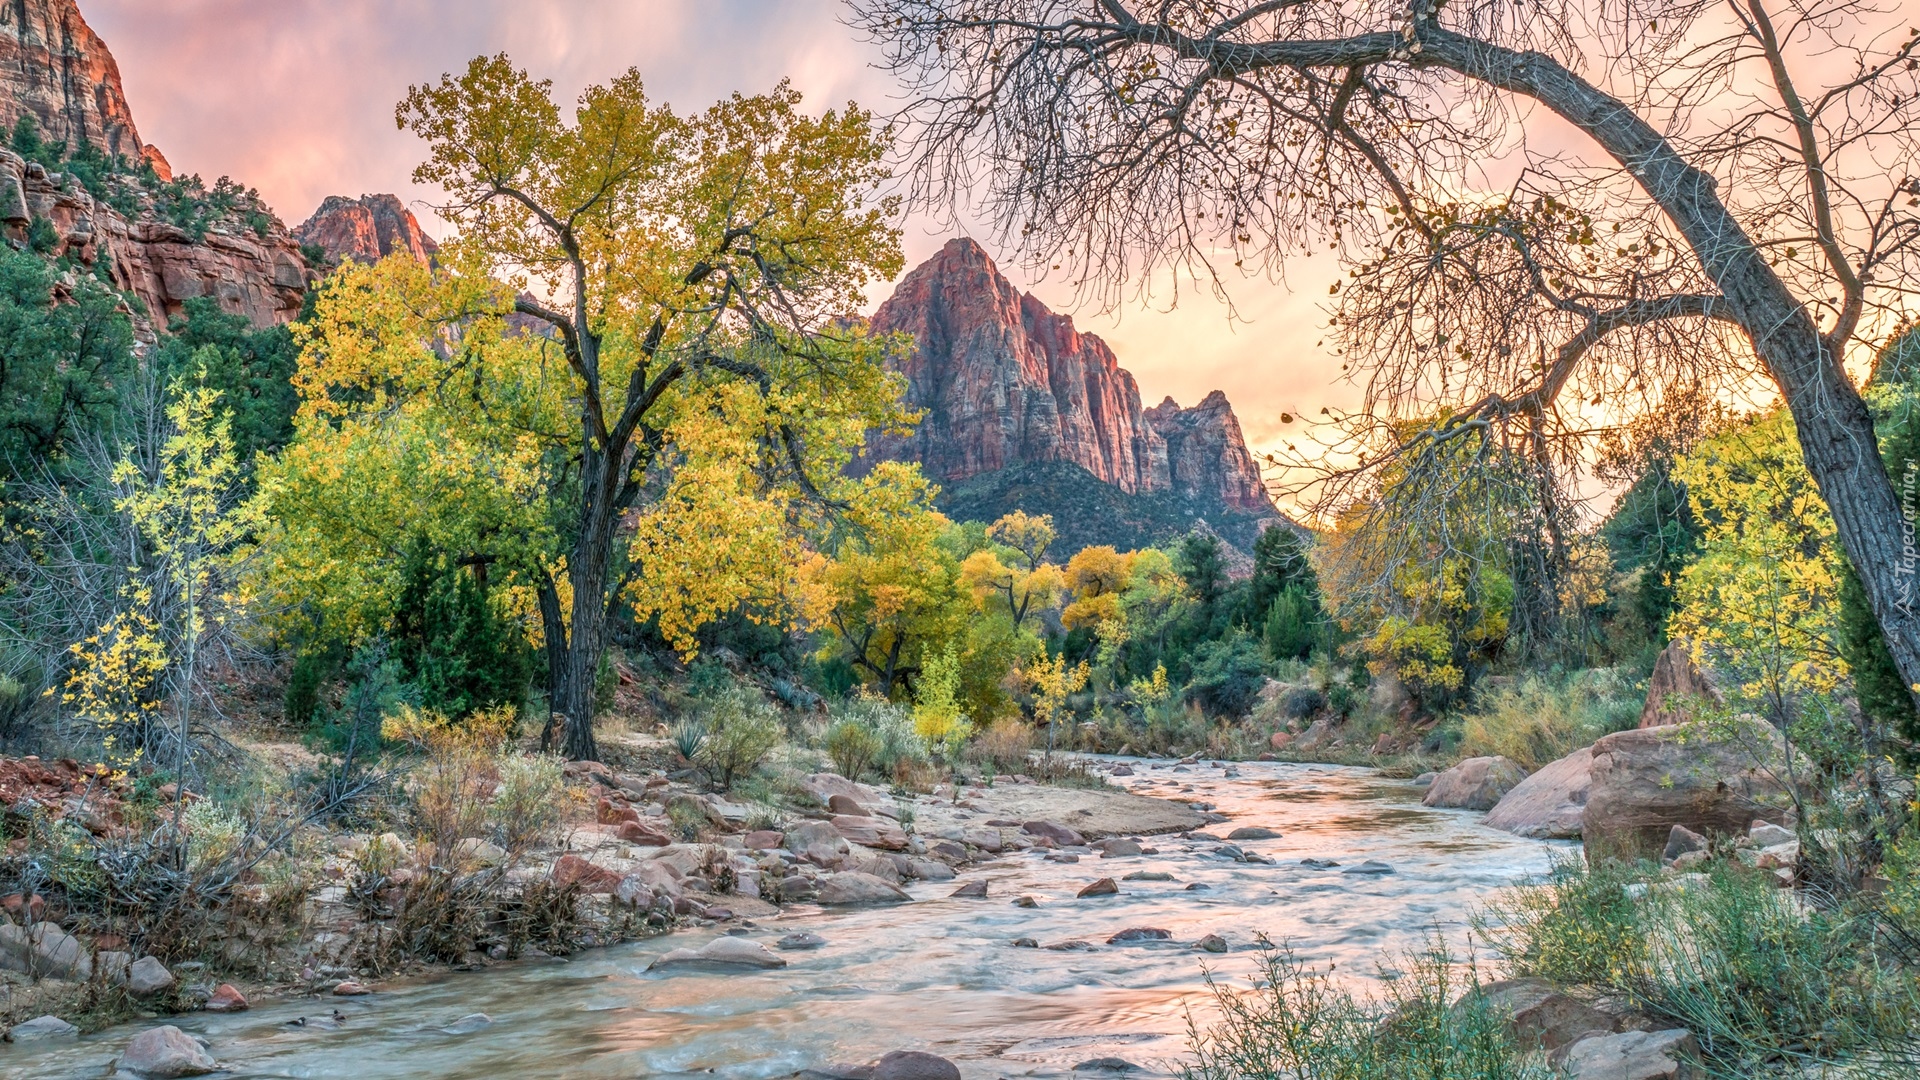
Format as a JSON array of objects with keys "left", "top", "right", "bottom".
[{"left": 2, "top": 760, "right": 1568, "bottom": 1079}]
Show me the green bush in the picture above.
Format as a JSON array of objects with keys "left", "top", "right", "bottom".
[
  {"left": 825, "top": 695, "right": 927, "bottom": 779},
  {"left": 1186, "top": 939, "right": 1546, "bottom": 1080},
  {"left": 824, "top": 716, "right": 882, "bottom": 780},
  {"left": 1186, "top": 632, "right": 1268, "bottom": 717},
  {"left": 1263, "top": 584, "right": 1321, "bottom": 662},
  {"left": 1477, "top": 858, "right": 1920, "bottom": 1076},
  {"left": 695, "top": 686, "right": 784, "bottom": 789}
]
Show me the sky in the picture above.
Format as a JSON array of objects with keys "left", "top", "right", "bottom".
[{"left": 80, "top": 0, "right": 1351, "bottom": 466}]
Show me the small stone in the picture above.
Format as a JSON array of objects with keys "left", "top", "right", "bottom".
[
  {"left": 119, "top": 1025, "right": 216, "bottom": 1077},
  {"left": 1194, "top": 934, "right": 1229, "bottom": 953},
  {"left": 552, "top": 853, "right": 624, "bottom": 893},
  {"left": 1106, "top": 927, "right": 1171, "bottom": 944},
  {"left": 1749, "top": 821, "right": 1795, "bottom": 848},
  {"left": 1662, "top": 825, "right": 1708, "bottom": 865},
  {"left": 333, "top": 981, "right": 371, "bottom": 996},
  {"left": 1552, "top": 1029, "right": 1698, "bottom": 1080},
  {"left": 1096, "top": 838, "right": 1144, "bottom": 858},
  {"left": 1074, "top": 1058, "right": 1139, "bottom": 1072},
  {"left": 205, "top": 983, "right": 250, "bottom": 1012},
  {"left": 1012, "top": 937, "right": 1039, "bottom": 948},
  {"left": 1227, "top": 826, "right": 1281, "bottom": 841},
  {"left": 1013, "top": 895, "right": 1040, "bottom": 908},
  {"left": 618, "top": 820, "right": 672, "bottom": 846},
  {"left": 778, "top": 932, "right": 828, "bottom": 950},
  {"left": 1341, "top": 860, "right": 1394, "bottom": 875},
  {"left": 744, "top": 829, "right": 785, "bottom": 850},
  {"left": 1023, "top": 820, "right": 1086, "bottom": 846},
  {"left": 1043, "top": 939, "right": 1096, "bottom": 951},
  {"left": 873, "top": 1050, "right": 962, "bottom": 1080},
  {"left": 1077, "top": 878, "right": 1120, "bottom": 898},
  {"left": 1185, "top": 882, "right": 1212, "bottom": 891},
  {"left": 950, "top": 880, "right": 989, "bottom": 898},
  {"left": 9, "top": 1015, "right": 78, "bottom": 1039},
  {"left": 1299, "top": 858, "right": 1340, "bottom": 869},
  {"left": 1045, "top": 852, "right": 1081, "bottom": 864},
  {"left": 1122, "top": 870, "right": 1173, "bottom": 882}
]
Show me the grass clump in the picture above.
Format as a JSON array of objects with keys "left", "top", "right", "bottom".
[
  {"left": 1477, "top": 857, "right": 1920, "bottom": 1077},
  {"left": 1459, "top": 669, "right": 1642, "bottom": 769},
  {"left": 1185, "top": 939, "right": 1547, "bottom": 1080}
]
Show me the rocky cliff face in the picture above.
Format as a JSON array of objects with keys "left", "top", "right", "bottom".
[
  {"left": 294, "top": 194, "right": 439, "bottom": 264},
  {"left": 0, "top": 146, "right": 313, "bottom": 334},
  {"left": 0, "top": 0, "right": 166, "bottom": 177},
  {"left": 867, "top": 238, "right": 1278, "bottom": 545}
]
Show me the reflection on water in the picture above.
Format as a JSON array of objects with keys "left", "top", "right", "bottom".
[{"left": 0, "top": 761, "right": 1567, "bottom": 1080}]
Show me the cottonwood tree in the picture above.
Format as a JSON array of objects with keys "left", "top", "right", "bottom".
[
  {"left": 372, "top": 57, "right": 905, "bottom": 760},
  {"left": 847, "top": 0, "right": 1920, "bottom": 700}
]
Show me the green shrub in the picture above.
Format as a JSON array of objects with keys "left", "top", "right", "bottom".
[
  {"left": 824, "top": 716, "right": 882, "bottom": 780},
  {"left": 1263, "top": 584, "right": 1321, "bottom": 661},
  {"left": 695, "top": 686, "right": 784, "bottom": 789},
  {"left": 1478, "top": 858, "right": 1920, "bottom": 1076},
  {"left": 1186, "top": 939, "right": 1546, "bottom": 1080},
  {"left": 825, "top": 694, "right": 927, "bottom": 779},
  {"left": 1459, "top": 669, "right": 1640, "bottom": 769},
  {"left": 1186, "top": 632, "right": 1268, "bottom": 717}
]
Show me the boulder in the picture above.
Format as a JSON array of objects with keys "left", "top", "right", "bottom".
[
  {"left": 1194, "top": 933, "right": 1229, "bottom": 953},
  {"left": 950, "top": 880, "right": 989, "bottom": 898},
  {"left": 829, "top": 814, "right": 910, "bottom": 849},
  {"left": 744, "top": 829, "right": 786, "bottom": 850},
  {"left": 817, "top": 872, "right": 911, "bottom": 905},
  {"left": 649, "top": 936, "right": 787, "bottom": 971},
  {"left": 551, "top": 854, "right": 623, "bottom": 894},
  {"left": 1422, "top": 756, "right": 1528, "bottom": 811},
  {"left": 1485, "top": 748, "right": 1593, "bottom": 839},
  {"left": 1749, "top": 821, "right": 1795, "bottom": 847},
  {"left": 778, "top": 932, "right": 828, "bottom": 950},
  {"left": 0, "top": 922, "right": 91, "bottom": 980},
  {"left": 333, "top": 981, "right": 371, "bottom": 996},
  {"left": 9, "top": 1014, "right": 78, "bottom": 1039},
  {"left": 908, "top": 859, "right": 956, "bottom": 882},
  {"left": 1468, "top": 978, "right": 1621, "bottom": 1052},
  {"left": 1662, "top": 825, "right": 1707, "bottom": 865},
  {"left": 1582, "top": 717, "right": 1792, "bottom": 859},
  {"left": 1226, "top": 826, "right": 1281, "bottom": 840},
  {"left": 786, "top": 821, "right": 852, "bottom": 864},
  {"left": 828, "top": 794, "right": 869, "bottom": 817},
  {"left": 618, "top": 821, "right": 673, "bottom": 846},
  {"left": 1106, "top": 927, "right": 1171, "bottom": 943},
  {"left": 1554, "top": 1029, "right": 1699, "bottom": 1080},
  {"left": 1639, "top": 638, "right": 1720, "bottom": 728},
  {"left": 1023, "top": 820, "right": 1086, "bottom": 846},
  {"left": 120, "top": 1025, "right": 216, "bottom": 1077},
  {"left": 873, "top": 1050, "right": 961, "bottom": 1080},
  {"left": 453, "top": 837, "right": 509, "bottom": 866},
  {"left": 1077, "top": 877, "right": 1120, "bottom": 898},
  {"left": 1095, "top": 838, "right": 1143, "bottom": 858},
  {"left": 1342, "top": 860, "right": 1394, "bottom": 875},
  {"left": 206, "top": 983, "right": 249, "bottom": 1012},
  {"left": 125, "top": 956, "right": 177, "bottom": 996}
]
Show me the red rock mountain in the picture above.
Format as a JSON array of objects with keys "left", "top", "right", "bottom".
[
  {"left": 295, "top": 194, "right": 439, "bottom": 264},
  {"left": 867, "top": 238, "right": 1279, "bottom": 544},
  {"left": 0, "top": 0, "right": 167, "bottom": 177}
]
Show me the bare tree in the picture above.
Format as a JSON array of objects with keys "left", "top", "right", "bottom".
[{"left": 846, "top": 0, "right": 1920, "bottom": 695}]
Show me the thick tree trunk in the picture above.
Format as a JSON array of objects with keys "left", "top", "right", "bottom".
[{"left": 556, "top": 505, "right": 613, "bottom": 762}]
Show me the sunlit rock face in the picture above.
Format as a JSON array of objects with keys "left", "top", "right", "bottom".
[
  {"left": 295, "top": 194, "right": 440, "bottom": 265},
  {"left": 0, "top": 0, "right": 164, "bottom": 175},
  {"left": 865, "top": 237, "right": 1278, "bottom": 547}
]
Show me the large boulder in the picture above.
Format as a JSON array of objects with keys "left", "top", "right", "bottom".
[
  {"left": 1582, "top": 718, "right": 1792, "bottom": 859},
  {"left": 874, "top": 1050, "right": 962, "bottom": 1080},
  {"left": 1554, "top": 1029, "right": 1699, "bottom": 1080},
  {"left": 831, "top": 814, "right": 910, "bottom": 852},
  {"left": 786, "top": 821, "right": 852, "bottom": 865},
  {"left": 1422, "top": 756, "right": 1528, "bottom": 811},
  {"left": 817, "top": 871, "right": 911, "bottom": 905},
  {"left": 1466, "top": 978, "right": 1620, "bottom": 1051},
  {"left": 0, "top": 922, "right": 91, "bottom": 980},
  {"left": 1639, "top": 638, "right": 1720, "bottom": 728},
  {"left": 119, "top": 1025, "right": 217, "bottom": 1077},
  {"left": 1485, "top": 748, "right": 1593, "bottom": 839}
]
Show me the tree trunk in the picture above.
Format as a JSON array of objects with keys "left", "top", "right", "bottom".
[{"left": 557, "top": 515, "right": 611, "bottom": 762}]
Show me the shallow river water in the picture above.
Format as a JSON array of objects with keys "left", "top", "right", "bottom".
[{"left": 2, "top": 760, "right": 1568, "bottom": 1080}]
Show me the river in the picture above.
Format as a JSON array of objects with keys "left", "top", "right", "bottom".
[{"left": 1, "top": 759, "right": 1567, "bottom": 1079}]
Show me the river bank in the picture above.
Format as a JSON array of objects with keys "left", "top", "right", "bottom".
[{"left": 2, "top": 758, "right": 1563, "bottom": 1077}]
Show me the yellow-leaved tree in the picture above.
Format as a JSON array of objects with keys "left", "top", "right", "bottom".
[
  {"left": 1670, "top": 408, "right": 1847, "bottom": 721},
  {"left": 271, "top": 56, "right": 910, "bottom": 760}
]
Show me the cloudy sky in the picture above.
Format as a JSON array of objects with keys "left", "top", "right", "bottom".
[{"left": 81, "top": 0, "right": 1348, "bottom": 465}]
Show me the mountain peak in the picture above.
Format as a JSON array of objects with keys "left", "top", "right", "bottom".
[
  {"left": 295, "top": 194, "right": 440, "bottom": 264},
  {"left": 0, "top": 1, "right": 159, "bottom": 173}
]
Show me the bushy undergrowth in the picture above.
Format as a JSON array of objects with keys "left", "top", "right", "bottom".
[
  {"left": 1458, "top": 668, "right": 1643, "bottom": 769},
  {"left": 1185, "top": 940, "right": 1548, "bottom": 1080},
  {"left": 1477, "top": 858, "right": 1920, "bottom": 1077}
]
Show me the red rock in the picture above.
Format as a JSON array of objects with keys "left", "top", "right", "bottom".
[
  {"left": 0, "top": 2, "right": 153, "bottom": 171},
  {"left": 617, "top": 820, "right": 671, "bottom": 846},
  {"left": 864, "top": 238, "right": 1278, "bottom": 525},
  {"left": 333, "top": 981, "right": 371, "bottom": 996},
  {"left": 1, "top": 892, "right": 44, "bottom": 920},
  {"left": 550, "top": 854, "right": 622, "bottom": 894},
  {"left": 294, "top": 194, "right": 439, "bottom": 265},
  {"left": 1639, "top": 637, "right": 1722, "bottom": 728},
  {"left": 1270, "top": 731, "right": 1295, "bottom": 750},
  {"left": 596, "top": 798, "right": 640, "bottom": 826},
  {"left": 743, "top": 829, "right": 785, "bottom": 850},
  {"left": 205, "top": 983, "right": 249, "bottom": 1011}
]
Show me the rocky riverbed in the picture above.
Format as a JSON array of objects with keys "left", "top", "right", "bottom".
[{"left": 0, "top": 759, "right": 1564, "bottom": 1079}]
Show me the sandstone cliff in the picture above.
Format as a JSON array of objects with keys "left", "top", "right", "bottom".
[
  {"left": 0, "top": 0, "right": 166, "bottom": 177},
  {"left": 295, "top": 194, "right": 439, "bottom": 265},
  {"left": 867, "top": 238, "right": 1280, "bottom": 550}
]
